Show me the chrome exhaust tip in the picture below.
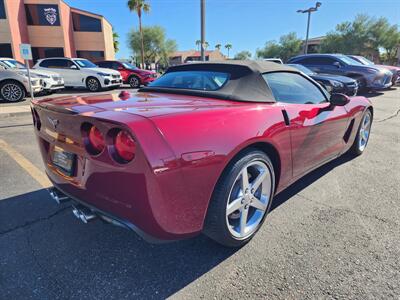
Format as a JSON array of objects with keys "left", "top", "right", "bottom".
[
  {"left": 72, "top": 205, "right": 97, "bottom": 223},
  {"left": 48, "top": 187, "right": 69, "bottom": 204}
]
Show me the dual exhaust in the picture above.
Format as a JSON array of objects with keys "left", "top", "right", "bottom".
[{"left": 48, "top": 187, "right": 97, "bottom": 224}]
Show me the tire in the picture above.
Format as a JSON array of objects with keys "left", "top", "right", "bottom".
[
  {"left": 349, "top": 109, "right": 373, "bottom": 156},
  {"left": 203, "top": 149, "right": 275, "bottom": 247},
  {"left": 86, "top": 77, "right": 101, "bottom": 92},
  {"left": 0, "top": 80, "right": 26, "bottom": 102},
  {"left": 128, "top": 76, "right": 141, "bottom": 88}
]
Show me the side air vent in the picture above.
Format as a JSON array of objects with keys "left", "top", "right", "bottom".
[{"left": 343, "top": 119, "right": 355, "bottom": 143}]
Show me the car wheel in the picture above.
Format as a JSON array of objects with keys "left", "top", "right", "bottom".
[
  {"left": 203, "top": 149, "right": 275, "bottom": 247},
  {"left": 0, "top": 80, "right": 26, "bottom": 102},
  {"left": 86, "top": 77, "right": 101, "bottom": 92},
  {"left": 349, "top": 109, "right": 373, "bottom": 156},
  {"left": 129, "top": 76, "right": 140, "bottom": 88}
]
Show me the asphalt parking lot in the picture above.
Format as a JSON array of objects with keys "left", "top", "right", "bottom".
[{"left": 0, "top": 88, "right": 399, "bottom": 299}]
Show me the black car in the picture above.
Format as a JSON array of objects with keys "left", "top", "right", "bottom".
[
  {"left": 288, "top": 54, "right": 392, "bottom": 91},
  {"left": 288, "top": 64, "right": 358, "bottom": 96}
]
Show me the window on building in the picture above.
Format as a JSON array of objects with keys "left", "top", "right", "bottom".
[
  {"left": 0, "top": 44, "right": 13, "bottom": 57},
  {"left": 76, "top": 50, "right": 104, "bottom": 62},
  {"left": 72, "top": 13, "right": 102, "bottom": 32},
  {"left": 0, "top": 0, "right": 6, "bottom": 19},
  {"left": 32, "top": 47, "right": 64, "bottom": 63},
  {"left": 25, "top": 4, "right": 60, "bottom": 26}
]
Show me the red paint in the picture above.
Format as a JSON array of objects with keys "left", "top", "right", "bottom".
[{"left": 31, "top": 92, "right": 372, "bottom": 240}]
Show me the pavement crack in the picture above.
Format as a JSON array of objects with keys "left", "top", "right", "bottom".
[
  {"left": 0, "top": 206, "right": 70, "bottom": 236},
  {"left": 376, "top": 108, "right": 400, "bottom": 123},
  {"left": 296, "top": 193, "right": 398, "bottom": 227}
]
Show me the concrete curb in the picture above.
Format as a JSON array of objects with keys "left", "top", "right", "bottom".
[{"left": 0, "top": 105, "right": 32, "bottom": 118}]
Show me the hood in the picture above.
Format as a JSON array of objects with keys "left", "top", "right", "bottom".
[
  {"left": 30, "top": 69, "right": 60, "bottom": 77},
  {"left": 375, "top": 64, "right": 400, "bottom": 73},
  {"left": 86, "top": 67, "right": 120, "bottom": 75},
  {"left": 311, "top": 73, "right": 356, "bottom": 83},
  {"left": 34, "top": 91, "right": 245, "bottom": 118},
  {"left": 135, "top": 69, "right": 156, "bottom": 75}
]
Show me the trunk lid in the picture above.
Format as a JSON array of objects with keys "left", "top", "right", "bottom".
[{"left": 34, "top": 91, "right": 243, "bottom": 118}]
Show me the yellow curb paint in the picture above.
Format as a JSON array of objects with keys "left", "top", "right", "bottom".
[{"left": 0, "top": 139, "right": 51, "bottom": 188}]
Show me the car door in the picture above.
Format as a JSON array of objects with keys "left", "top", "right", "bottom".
[
  {"left": 263, "top": 72, "right": 350, "bottom": 178},
  {"left": 41, "top": 59, "right": 81, "bottom": 87}
]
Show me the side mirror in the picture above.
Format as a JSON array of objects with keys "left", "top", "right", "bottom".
[
  {"left": 330, "top": 93, "right": 350, "bottom": 106},
  {"left": 333, "top": 61, "right": 341, "bottom": 68},
  {"left": 117, "top": 66, "right": 124, "bottom": 70},
  {"left": 70, "top": 65, "right": 78, "bottom": 70}
]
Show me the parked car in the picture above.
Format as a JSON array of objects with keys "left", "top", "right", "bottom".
[
  {"left": 288, "top": 54, "right": 393, "bottom": 91},
  {"left": 32, "top": 61, "right": 373, "bottom": 247},
  {"left": 263, "top": 58, "right": 283, "bottom": 64},
  {"left": 0, "top": 57, "right": 64, "bottom": 95},
  {"left": 34, "top": 58, "right": 122, "bottom": 92},
  {"left": 347, "top": 55, "right": 400, "bottom": 85},
  {"left": 288, "top": 63, "right": 358, "bottom": 96},
  {"left": 97, "top": 60, "right": 157, "bottom": 88},
  {"left": 0, "top": 64, "right": 43, "bottom": 102}
]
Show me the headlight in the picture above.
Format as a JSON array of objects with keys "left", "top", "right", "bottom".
[
  {"left": 330, "top": 80, "right": 343, "bottom": 88},
  {"left": 16, "top": 71, "right": 29, "bottom": 78},
  {"left": 97, "top": 72, "right": 111, "bottom": 77},
  {"left": 35, "top": 74, "right": 51, "bottom": 79}
]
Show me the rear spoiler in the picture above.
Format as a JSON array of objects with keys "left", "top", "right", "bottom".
[{"left": 34, "top": 102, "right": 78, "bottom": 115}]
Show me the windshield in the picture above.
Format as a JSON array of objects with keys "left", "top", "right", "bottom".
[
  {"left": 122, "top": 62, "right": 138, "bottom": 70},
  {"left": 0, "top": 59, "right": 26, "bottom": 69},
  {"left": 149, "top": 71, "right": 230, "bottom": 91},
  {"left": 354, "top": 56, "right": 374, "bottom": 66},
  {"left": 338, "top": 55, "right": 364, "bottom": 66},
  {"left": 73, "top": 59, "right": 97, "bottom": 68},
  {"left": 287, "top": 64, "right": 315, "bottom": 75}
]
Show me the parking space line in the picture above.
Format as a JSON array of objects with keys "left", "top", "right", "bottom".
[{"left": 0, "top": 139, "right": 51, "bottom": 188}]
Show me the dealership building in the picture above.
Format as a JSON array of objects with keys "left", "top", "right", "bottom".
[{"left": 0, "top": 0, "right": 115, "bottom": 63}]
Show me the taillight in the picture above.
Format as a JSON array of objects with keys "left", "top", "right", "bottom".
[
  {"left": 114, "top": 130, "right": 136, "bottom": 162},
  {"left": 88, "top": 125, "right": 105, "bottom": 154}
]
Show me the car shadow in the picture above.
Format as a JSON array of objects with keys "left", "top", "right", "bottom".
[
  {"left": 0, "top": 153, "right": 356, "bottom": 298},
  {"left": 271, "top": 152, "right": 355, "bottom": 211}
]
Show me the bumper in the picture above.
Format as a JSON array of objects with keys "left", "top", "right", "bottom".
[
  {"left": 102, "top": 77, "right": 123, "bottom": 88},
  {"left": 367, "top": 73, "right": 393, "bottom": 90},
  {"left": 141, "top": 76, "right": 156, "bottom": 85}
]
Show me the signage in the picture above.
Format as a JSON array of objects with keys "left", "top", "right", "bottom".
[
  {"left": 44, "top": 7, "right": 58, "bottom": 25},
  {"left": 19, "top": 44, "right": 32, "bottom": 60}
]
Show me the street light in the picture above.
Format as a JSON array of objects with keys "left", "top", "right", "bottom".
[
  {"left": 200, "top": 0, "right": 206, "bottom": 61},
  {"left": 297, "top": 2, "right": 322, "bottom": 54}
]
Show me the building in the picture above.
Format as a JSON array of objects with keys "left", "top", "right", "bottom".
[
  {"left": 0, "top": 0, "right": 115, "bottom": 63},
  {"left": 302, "top": 36, "right": 325, "bottom": 53},
  {"left": 169, "top": 50, "right": 225, "bottom": 66}
]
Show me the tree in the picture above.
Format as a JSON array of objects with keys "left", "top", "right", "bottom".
[
  {"left": 320, "top": 15, "right": 400, "bottom": 63},
  {"left": 215, "top": 43, "right": 222, "bottom": 51},
  {"left": 256, "top": 32, "right": 302, "bottom": 62},
  {"left": 195, "top": 40, "right": 201, "bottom": 51},
  {"left": 204, "top": 41, "right": 209, "bottom": 50},
  {"left": 113, "top": 30, "right": 119, "bottom": 53},
  {"left": 225, "top": 43, "right": 232, "bottom": 58},
  {"left": 127, "top": 0, "right": 150, "bottom": 68},
  {"left": 234, "top": 50, "right": 252, "bottom": 60},
  {"left": 128, "top": 25, "right": 177, "bottom": 67}
]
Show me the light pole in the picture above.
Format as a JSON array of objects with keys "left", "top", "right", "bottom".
[
  {"left": 297, "top": 2, "right": 322, "bottom": 54},
  {"left": 200, "top": 0, "right": 206, "bottom": 61}
]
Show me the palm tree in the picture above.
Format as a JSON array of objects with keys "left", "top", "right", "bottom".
[
  {"left": 204, "top": 41, "right": 209, "bottom": 50},
  {"left": 225, "top": 43, "right": 232, "bottom": 58},
  {"left": 113, "top": 31, "right": 119, "bottom": 53},
  {"left": 215, "top": 43, "right": 222, "bottom": 51},
  {"left": 127, "top": 0, "right": 150, "bottom": 68},
  {"left": 195, "top": 40, "right": 201, "bottom": 51}
]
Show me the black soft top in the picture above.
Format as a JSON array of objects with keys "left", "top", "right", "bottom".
[{"left": 139, "top": 60, "right": 300, "bottom": 103}]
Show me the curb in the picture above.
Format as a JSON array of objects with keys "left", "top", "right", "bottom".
[{"left": 0, "top": 105, "right": 32, "bottom": 118}]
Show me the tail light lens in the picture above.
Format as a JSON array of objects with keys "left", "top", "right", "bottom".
[
  {"left": 114, "top": 130, "right": 136, "bottom": 162},
  {"left": 88, "top": 126, "right": 105, "bottom": 154}
]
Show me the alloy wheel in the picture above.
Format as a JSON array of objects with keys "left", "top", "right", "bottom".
[
  {"left": 226, "top": 161, "right": 273, "bottom": 239},
  {"left": 87, "top": 79, "right": 99, "bottom": 92},
  {"left": 130, "top": 77, "right": 140, "bottom": 88},
  {"left": 359, "top": 111, "right": 372, "bottom": 152},
  {"left": 1, "top": 83, "right": 23, "bottom": 102}
]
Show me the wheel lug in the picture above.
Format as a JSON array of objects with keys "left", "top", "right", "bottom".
[
  {"left": 251, "top": 188, "right": 255, "bottom": 194},
  {"left": 245, "top": 204, "right": 249, "bottom": 209}
]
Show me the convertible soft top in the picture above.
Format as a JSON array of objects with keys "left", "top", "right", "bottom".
[{"left": 139, "top": 60, "right": 300, "bottom": 103}]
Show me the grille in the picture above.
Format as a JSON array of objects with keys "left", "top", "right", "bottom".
[
  {"left": 52, "top": 76, "right": 62, "bottom": 81},
  {"left": 112, "top": 74, "right": 120, "bottom": 79},
  {"left": 383, "top": 74, "right": 392, "bottom": 85}
]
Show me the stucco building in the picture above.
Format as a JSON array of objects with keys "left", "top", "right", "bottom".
[
  {"left": 0, "top": 0, "right": 115, "bottom": 63},
  {"left": 169, "top": 50, "right": 226, "bottom": 66}
]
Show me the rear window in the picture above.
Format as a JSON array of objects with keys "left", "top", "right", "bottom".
[{"left": 149, "top": 71, "right": 229, "bottom": 91}]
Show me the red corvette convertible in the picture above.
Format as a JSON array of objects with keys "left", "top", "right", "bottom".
[{"left": 31, "top": 61, "right": 373, "bottom": 247}]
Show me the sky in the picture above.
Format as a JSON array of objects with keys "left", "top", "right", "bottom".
[{"left": 66, "top": 0, "right": 400, "bottom": 59}]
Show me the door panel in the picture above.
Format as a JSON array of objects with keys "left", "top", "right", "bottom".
[{"left": 284, "top": 103, "right": 349, "bottom": 177}]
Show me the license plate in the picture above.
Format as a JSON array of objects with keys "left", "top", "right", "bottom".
[{"left": 51, "top": 146, "right": 75, "bottom": 175}]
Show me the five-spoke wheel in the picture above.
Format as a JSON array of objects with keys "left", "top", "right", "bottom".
[{"left": 350, "top": 109, "right": 373, "bottom": 156}]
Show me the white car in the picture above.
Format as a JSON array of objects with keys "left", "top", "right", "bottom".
[
  {"left": 34, "top": 57, "right": 122, "bottom": 92},
  {"left": 0, "top": 58, "right": 64, "bottom": 94},
  {"left": 0, "top": 64, "right": 43, "bottom": 102}
]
